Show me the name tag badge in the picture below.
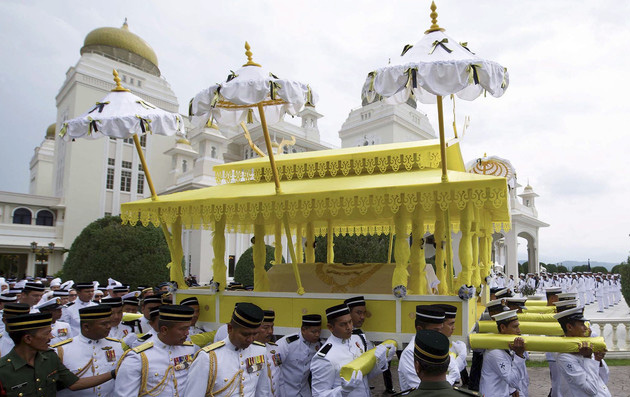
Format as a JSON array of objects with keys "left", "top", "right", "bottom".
[{"left": 11, "top": 382, "right": 27, "bottom": 390}]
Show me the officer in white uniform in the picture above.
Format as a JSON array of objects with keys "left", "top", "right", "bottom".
[
  {"left": 180, "top": 296, "right": 208, "bottom": 335},
  {"left": 114, "top": 305, "right": 196, "bottom": 397},
  {"left": 54, "top": 304, "right": 124, "bottom": 396},
  {"left": 433, "top": 304, "right": 467, "bottom": 386},
  {"left": 399, "top": 305, "right": 460, "bottom": 391},
  {"left": 61, "top": 282, "right": 97, "bottom": 336},
  {"left": 213, "top": 302, "right": 244, "bottom": 343},
  {"left": 0, "top": 303, "right": 31, "bottom": 356},
  {"left": 123, "top": 307, "right": 159, "bottom": 350},
  {"left": 257, "top": 310, "right": 283, "bottom": 397},
  {"left": 554, "top": 307, "right": 611, "bottom": 397},
  {"left": 135, "top": 294, "right": 164, "bottom": 335},
  {"left": 100, "top": 297, "right": 126, "bottom": 340},
  {"left": 276, "top": 314, "right": 324, "bottom": 397},
  {"left": 479, "top": 310, "right": 528, "bottom": 397},
  {"left": 0, "top": 295, "right": 17, "bottom": 335},
  {"left": 35, "top": 297, "right": 73, "bottom": 346},
  {"left": 310, "top": 303, "right": 394, "bottom": 397},
  {"left": 185, "top": 302, "right": 271, "bottom": 397}
]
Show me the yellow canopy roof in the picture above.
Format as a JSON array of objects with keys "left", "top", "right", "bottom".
[{"left": 121, "top": 139, "right": 509, "bottom": 234}]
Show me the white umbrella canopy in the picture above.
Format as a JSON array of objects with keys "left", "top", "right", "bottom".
[
  {"left": 467, "top": 155, "right": 516, "bottom": 181},
  {"left": 191, "top": 42, "right": 317, "bottom": 128},
  {"left": 362, "top": 2, "right": 509, "bottom": 105},
  {"left": 60, "top": 71, "right": 185, "bottom": 141}
]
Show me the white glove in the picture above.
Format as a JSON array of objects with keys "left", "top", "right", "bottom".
[
  {"left": 374, "top": 344, "right": 387, "bottom": 363},
  {"left": 341, "top": 370, "right": 363, "bottom": 396},
  {"left": 384, "top": 343, "right": 397, "bottom": 361}
]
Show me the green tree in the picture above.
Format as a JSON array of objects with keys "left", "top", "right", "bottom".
[
  {"left": 314, "top": 234, "right": 392, "bottom": 263},
  {"left": 590, "top": 266, "right": 608, "bottom": 274},
  {"left": 557, "top": 265, "right": 568, "bottom": 273},
  {"left": 62, "top": 216, "right": 170, "bottom": 289},
  {"left": 234, "top": 245, "right": 280, "bottom": 287},
  {"left": 518, "top": 262, "right": 528, "bottom": 275},
  {"left": 618, "top": 265, "right": 630, "bottom": 307},
  {"left": 545, "top": 263, "right": 558, "bottom": 273},
  {"left": 571, "top": 265, "right": 589, "bottom": 272}
]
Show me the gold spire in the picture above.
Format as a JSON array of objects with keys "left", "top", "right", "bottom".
[
  {"left": 425, "top": 1, "right": 445, "bottom": 34},
  {"left": 243, "top": 41, "right": 261, "bottom": 67},
  {"left": 111, "top": 69, "right": 130, "bottom": 92},
  {"left": 122, "top": 18, "right": 129, "bottom": 30}
]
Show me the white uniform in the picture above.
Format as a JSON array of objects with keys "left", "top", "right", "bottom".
[
  {"left": 398, "top": 336, "right": 462, "bottom": 390},
  {"left": 556, "top": 353, "right": 611, "bottom": 397},
  {"left": 108, "top": 324, "right": 128, "bottom": 340},
  {"left": 62, "top": 299, "right": 97, "bottom": 336},
  {"left": 479, "top": 349, "right": 526, "bottom": 396},
  {"left": 189, "top": 324, "right": 207, "bottom": 336},
  {"left": 55, "top": 334, "right": 124, "bottom": 397},
  {"left": 449, "top": 340, "right": 467, "bottom": 384},
  {"left": 185, "top": 338, "right": 271, "bottom": 397},
  {"left": 310, "top": 334, "right": 384, "bottom": 397},
  {"left": 0, "top": 334, "right": 14, "bottom": 357},
  {"left": 213, "top": 323, "right": 228, "bottom": 342},
  {"left": 114, "top": 337, "right": 195, "bottom": 397},
  {"left": 266, "top": 342, "right": 284, "bottom": 397},
  {"left": 50, "top": 320, "right": 73, "bottom": 346},
  {"left": 276, "top": 333, "right": 323, "bottom": 397}
]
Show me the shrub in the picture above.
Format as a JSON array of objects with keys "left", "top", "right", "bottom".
[
  {"left": 61, "top": 216, "right": 170, "bottom": 289},
  {"left": 234, "top": 245, "right": 279, "bottom": 287},
  {"left": 618, "top": 265, "right": 630, "bottom": 307},
  {"left": 314, "top": 234, "right": 392, "bottom": 263}
]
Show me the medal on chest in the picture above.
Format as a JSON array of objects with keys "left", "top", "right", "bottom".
[
  {"left": 173, "top": 354, "right": 194, "bottom": 371},
  {"left": 122, "top": 329, "right": 129, "bottom": 336},
  {"left": 57, "top": 328, "right": 68, "bottom": 337},
  {"left": 355, "top": 341, "right": 364, "bottom": 354},
  {"left": 270, "top": 350, "right": 282, "bottom": 367},
  {"left": 246, "top": 354, "right": 265, "bottom": 373},
  {"left": 102, "top": 347, "right": 117, "bottom": 362}
]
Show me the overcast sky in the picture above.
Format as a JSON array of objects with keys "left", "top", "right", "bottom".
[{"left": 1, "top": 1, "right": 629, "bottom": 264}]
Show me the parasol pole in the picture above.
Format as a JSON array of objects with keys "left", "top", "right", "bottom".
[
  {"left": 436, "top": 95, "right": 448, "bottom": 183},
  {"left": 257, "top": 103, "right": 282, "bottom": 193}
]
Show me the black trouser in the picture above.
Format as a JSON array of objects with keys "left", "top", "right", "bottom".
[
  {"left": 383, "top": 363, "right": 394, "bottom": 391},
  {"left": 468, "top": 350, "right": 483, "bottom": 391}
]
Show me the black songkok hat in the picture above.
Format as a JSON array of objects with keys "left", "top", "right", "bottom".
[
  {"left": 344, "top": 296, "right": 366, "bottom": 309},
  {"left": 7, "top": 313, "right": 52, "bottom": 332},
  {"left": 180, "top": 297, "right": 200, "bottom": 306},
  {"left": 433, "top": 304, "right": 457, "bottom": 319},
  {"left": 53, "top": 290, "right": 70, "bottom": 297},
  {"left": 23, "top": 282, "right": 45, "bottom": 293},
  {"left": 143, "top": 294, "right": 164, "bottom": 305},
  {"left": 149, "top": 306, "right": 161, "bottom": 319},
  {"left": 415, "top": 305, "right": 445, "bottom": 324},
  {"left": 159, "top": 305, "right": 194, "bottom": 322},
  {"left": 302, "top": 314, "right": 322, "bottom": 327},
  {"left": 263, "top": 310, "right": 275, "bottom": 323},
  {"left": 112, "top": 285, "right": 129, "bottom": 293},
  {"left": 414, "top": 330, "right": 450, "bottom": 364},
  {"left": 74, "top": 282, "right": 94, "bottom": 290},
  {"left": 79, "top": 305, "right": 112, "bottom": 321},
  {"left": 100, "top": 297, "right": 123, "bottom": 308},
  {"left": 232, "top": 302, "right": 264, "bottom": 328},
  {"left": 325, "top": 304, "right": 350, "bottom": 321},
  {"left": 0, "top": 295, "right": 17, "bottom": 303},
  {"left": 123, "top": 297, "right": 140, "bottom": 306},
  {"left": 3, "top": 303, "right": 31, "bottom": 316}
]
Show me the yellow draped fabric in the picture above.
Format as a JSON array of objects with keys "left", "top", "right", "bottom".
[
  {"left": 339, "top": 340, "right": 398, "bottom": 381},
  {"left": 469, "top": 334, "right": 606, "bottom": 353},
  {"left": 478, "top": 321, "right": 564, "bottom": 336}
]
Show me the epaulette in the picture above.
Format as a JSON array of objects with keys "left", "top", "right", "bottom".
[
  {"left": 137, "top": 333, "right": 152, "bottom": 341},
  {"left": 132, "top": 342, "right": 153, "bottom": 353},
  {"left": 183, "top": 341, "right": 194, "bottom": 346},
  {"left": 453, "top": 386, "right": 481, "bottom": 396},
  {"left": 267, "top": 341, "right": 277, "bottom": 346},
  {"left": 286, "top": 334, "right": 299, "bottom": 343},
  {"left": 316, "top": 343, "right": 332, "bottom": 357},
  {"left": 252, "top": 341, "right": 265, "bottom": 347},
  {"left": 201, "top": 341, "right": 225, "bottom": 352},
  {"left": 50, "top": 338, "right": 73, "bottom": 348},
  {"left": 106, "top": 337, "right": 122, "bottom": 343},
  {"left": 65, "top": 302, "right": 75, "bottom": 307}
]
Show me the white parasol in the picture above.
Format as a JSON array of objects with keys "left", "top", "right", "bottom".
[{"left": 467, "top": 155, "right": 516, "bottom": 180}]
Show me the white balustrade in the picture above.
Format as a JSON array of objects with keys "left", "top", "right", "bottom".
[{"left": 590, "top": 319, "right": 629, "bottom": 351}]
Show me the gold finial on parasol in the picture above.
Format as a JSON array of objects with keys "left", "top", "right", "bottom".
[
  {"left": 243, "top": 41, "right": 262, "bottom": 67},
  {"left": 111, "top": 69, "right": 130, "bottom": 92},
  {"left": 425, "top": 1, "right": 445, "bottom": 34}
]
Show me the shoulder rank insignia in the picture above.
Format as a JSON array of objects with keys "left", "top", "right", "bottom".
[
  {"left": 201, "top": 340, "right": 225, "bottom": 352},
  {"left": 252, "top": 341, "right": 265, "bottom": 347},
  {"left": 51, "top": 338, "right": 73, "bottom": 348},
  {"left": 132, "top": 341, "right": 153, "bottom": 353},
  {"left": 183, "top": 340, "right": 194, "bottom": 346},
  {"left": 317, "top": 343, "right": 332, "bottom": 357},
  {"left": 137, "top": 333, "right": 152, "bottom": 341},
  {"left": 267, "top": 341, "right": 277, "bottom": 346},
  {"left": 453, "top": 386, "right": 481, "bottom": 396},
  {"left": 286, "top": 334, "right": 299, "bottom": 343},
  {"left": 106, "top": 337, "right": 122, "bottom": 343}
]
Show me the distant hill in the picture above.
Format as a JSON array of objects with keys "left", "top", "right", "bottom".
[{"left": 519, "top": 259, "right": 620, "bottom": 271}]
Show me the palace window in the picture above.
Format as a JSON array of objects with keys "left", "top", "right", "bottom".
[
  {"left": 137, "top": 173, "right": 145, "bottom": 194},
  {"left": 122, "top": 161, "right": 132, "bottom": 169},
  {"left": 35, "top": 210, "right": 54, "bottom": 226},
  {"left": 12, "top": 208, "right": 32, "bottom": 224},
  {"left": 106, "top": 168, "right": 115, "bottom": 190},
  {"left": 120, "top": 170, "right": 132, "bottom": 192},
  {"left": 182, "top": 160, "right": 188, "bottom": 173}
]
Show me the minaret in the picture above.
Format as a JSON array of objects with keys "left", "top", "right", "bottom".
[
  {"left": 298, "top": 102, "right": 322, "bottom": 142},
  {"left": 518, "top": 182, "right": 539, "bottom": 217}
]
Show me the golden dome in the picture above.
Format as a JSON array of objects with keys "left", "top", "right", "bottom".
[
  {"left": 176, "top": 138, "right": 191, "bottom": 145},
  {"left": 46, "top": 123, "right": 56, "bottom": 140},
  {"left": 81, "top": 20, "right": 160, "bottom": 76}
]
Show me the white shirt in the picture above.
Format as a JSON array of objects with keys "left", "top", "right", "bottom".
[
  {"left": 266, "top": 342, "right": 284, "bottom": 397},
  {"left": 276, "top": 333, "right": 324, "bottom": 397},
  {"left": 185, "top": 337, "right": 271, "bottom": 397},
  {"left": 213, "top": 323, "right": 228, "bottom": 342},
  {"left": 556, "top": 353, "right": 611, "bottom": 397},
  {"left": 0, "top": 334, "right": 14, "bottom": 357},
  {"left": 398, "top": 336, "right": 462, "bottom": 391},
  {"left": 50, "top": 320, "right": 73, "bottom": 346},
  {"left": 479, "top": 349, "right": 526, "bottom": 396},
  {"left": 56, "top": 334, "right": 124, "bottom": 397},
  {"left": 62, "top": 299, "right": 97, "bottom": 336},
  {"left": 108, "top": 324, "right": 127, "bottom": 340},
  {"left": 114, "top": 336, "right": 195, "bottom": 397},
  {"left": 310, "top": 334, "right": 381, "bottom": 397}
]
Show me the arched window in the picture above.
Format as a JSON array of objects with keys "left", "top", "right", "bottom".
[
  {"left": 12, "top": 208, "right": 32, "bottom": 224},
  {"left": 182, "top": 160, "right": 188, "bottom": 173},
  {"left": 36, "top": 210, "right": 54, "bottom": 226},
  {"left": 211, "top": 146, "right": 217, "bottom": 158}
]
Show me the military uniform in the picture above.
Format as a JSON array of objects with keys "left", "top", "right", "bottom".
[
  {"left": 276, "top": 332, "right": 323, "bottom": 397},
  {"left": 0, "top": 349, "right": 80, "bottom": 397},
  {"left": 62, "top": 299, "right": 97, "bottom": 336},
  {"left": 54, "top": 334, "right": 124, "bottom": 396},
  {"left": 0, "top": 335, "right": 15, "bottom": 358},
  {"left": 50, "top": 320, "right": 73, "bottom": 346}
]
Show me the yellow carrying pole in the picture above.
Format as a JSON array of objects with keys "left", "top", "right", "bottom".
[
  {"left": 283, "top": 215, "right": 305, "bottom": 295},
  {"left": 436, "top": 95, "right": 448, "bottom": 183},
  {"left": 257, "top": 103, "right": 282, "bottom": 193},
  {"left": 132, "top": 134, "right": 158, "bottom": 200},
  {"left": 387, "top": 229, "right": 394, "bottom": 264}
]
